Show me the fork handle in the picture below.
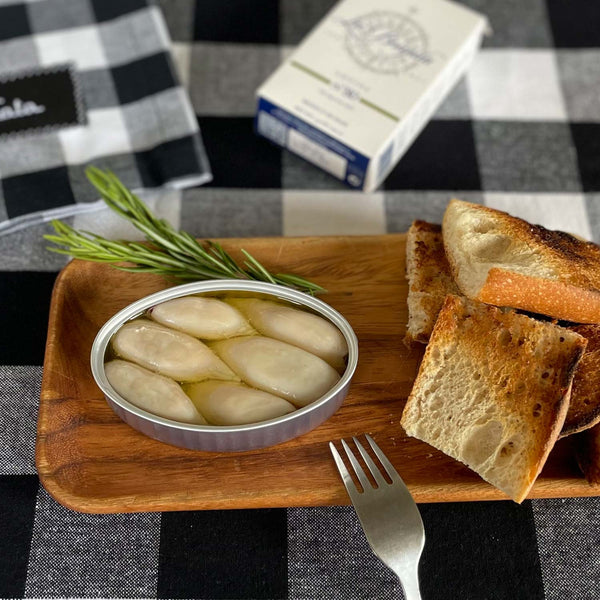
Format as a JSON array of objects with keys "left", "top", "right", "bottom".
[
  {"left": 400, "top": 581, "right": 421, "bottom": 600},
  {"left": 396, "top": 566, "right": 421, "bottom": 600}
]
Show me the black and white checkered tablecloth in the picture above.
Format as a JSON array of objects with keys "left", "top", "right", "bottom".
[{"left": 1, "top": 0, "right": 600, "bottom": 598}]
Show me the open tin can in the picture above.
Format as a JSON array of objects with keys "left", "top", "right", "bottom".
[{"left": 90, "top": 280, "right": 359, "bottom": 452}]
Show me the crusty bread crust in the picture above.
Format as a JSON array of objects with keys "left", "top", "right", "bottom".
[
  {"left": 404, "top": 220, "right": 460, "bottom": 345},
  {"left": 479, "top": 269, "right": 600, "bottom": 324},
  {"left": 401, "top": 295, "right": 587, "bottom": 503},
  {"left": 561, "top": 324, "right": 600, "bottom": 437},
  {"left": 443, "top": 199, "right": 600, "bottom": 323}
]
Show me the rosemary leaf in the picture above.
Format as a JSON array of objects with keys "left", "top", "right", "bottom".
[
  {"left": 207, "top": 241, "right": 242, "bottom": 273},
  {"left": 43, "top": 167, "right": 325, "bottom": 294},
  {"left": 241, "top": 249, "right": 277, "bottom": 284},
  {"left": 273, "top": 274, "right": 327, "bottom": 294}
]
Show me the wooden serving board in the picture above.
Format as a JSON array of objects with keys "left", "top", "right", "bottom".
[{"left": 37, "top": 234, "right": 599, "bottom": 513}]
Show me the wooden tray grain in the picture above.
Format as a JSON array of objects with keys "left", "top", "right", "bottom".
[{"left": 37, "top": 234, "right": 599, "bottom": 513}]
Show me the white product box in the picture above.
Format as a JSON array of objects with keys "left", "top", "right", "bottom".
[{"left": 255, "top": 0, "right": 487, "bottom": 191}]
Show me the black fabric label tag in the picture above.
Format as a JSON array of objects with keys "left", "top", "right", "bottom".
[{"left": 0, "top": 64, "right": 85, "bottom": 137}]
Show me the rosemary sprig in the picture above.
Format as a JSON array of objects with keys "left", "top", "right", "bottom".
[{"left": 44, "top": 167, "right": 325, "bottom": 295}]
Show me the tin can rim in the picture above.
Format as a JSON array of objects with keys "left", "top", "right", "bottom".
[{"left": 90, "top": 279, "right": 359, "bottom": 434}]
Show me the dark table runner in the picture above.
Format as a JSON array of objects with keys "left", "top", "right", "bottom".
[{"left": 2, "top": 0, "right": 600, "bottom": 598}]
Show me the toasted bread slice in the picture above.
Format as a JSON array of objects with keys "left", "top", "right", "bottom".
[
  {"left": 404, "top": 220, "right": 461, "bottom": 345},
  {"left": 442, "top": 199, "right": 600, "bottom": 323},
  {"left": 573, "top": 423, "right": 600, "bottom": 484},
  {"left": 401, "top": 295, "right": 587, "bottom": 503},
  {"left": 560, "top": 324, "right": 600, "bottom": 437}
]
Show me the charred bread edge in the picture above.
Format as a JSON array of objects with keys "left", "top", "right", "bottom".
[
  {"left": 403, "top": 220, "right": 447, "bottom": 347},
  {"left": 560, "top": 407, "right": 600, "bottom": 438}
]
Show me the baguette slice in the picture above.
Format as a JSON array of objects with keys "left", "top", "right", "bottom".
[
  {"left": 401, "top": 295, "right": 586, "bottom": 503},
  {"left": 404, "top": 220, "right": 461, "bottom": 345},
  {"left": 443, "top": 199, "right": 600, "bottom": 323},
  {"left": 560, "top": 324, "right": 600, "bottom": 437}
]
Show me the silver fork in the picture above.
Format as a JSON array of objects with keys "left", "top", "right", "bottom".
[{"left": 329, "top": 434, "right": 425, "bottom": 600}]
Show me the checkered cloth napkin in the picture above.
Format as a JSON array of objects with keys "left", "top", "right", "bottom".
[
  {"left": 0, "top": 0, "right": 211, "bottom": 236},
  {"left": 1, "top": 1, "right": 600, "bottom": 600}
]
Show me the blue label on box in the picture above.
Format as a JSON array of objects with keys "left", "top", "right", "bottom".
[{"left": 255, "top": 97, "right": 370, "bottom": 189}]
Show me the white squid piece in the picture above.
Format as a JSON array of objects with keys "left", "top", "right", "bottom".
[
  {"left": 105, "top": 360, "right": 207, "bottom": 424},
  {"left": 227, "top": 298, "right": 348, "bottom": 370},
  {"left": 148, "top": 296, "right": 255, "bottom": 339},
  {"left": 111, "top": 319, "right": 238, "bottom": 382},
  {"left": 210, "top": 336, "right": 341, "bottom": 407},
  {"left": 183, "top": 380, "right": 296, "bottom": 426}
]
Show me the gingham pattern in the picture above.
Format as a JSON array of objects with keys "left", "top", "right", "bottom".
[
  {"left": 0, "top": 0, "right": 211, "bottom": 236},
  {"left": 1, "top": 0, "right": 600, "bottom": 598}
]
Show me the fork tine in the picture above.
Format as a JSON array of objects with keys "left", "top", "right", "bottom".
[
  {"left": 353, "top": 436, "right": 388, "bottom": 488},
  {"left": 341, "top": 438, "right": 373, "bottom": 491},
  {"left": 329, "top": 442, "right": 360, "bottom": 502},
  {"left": 365, "top": 434, "right": 402, "bottom": 483}
]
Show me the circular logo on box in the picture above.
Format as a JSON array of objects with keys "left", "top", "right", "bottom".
[{"left": 342, "top": 11, "right": 431, "bottom": 74}]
